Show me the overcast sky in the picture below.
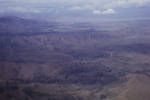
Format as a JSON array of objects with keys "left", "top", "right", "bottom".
[{"left": 0, "top": 0, "right": 150, "bottom": 16}]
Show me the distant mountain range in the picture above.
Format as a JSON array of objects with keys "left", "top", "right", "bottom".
[
  {"left": 0, "top": 16, "right": 58, "bottom": 35},
  {"left": 0, "top": 6, "right": 150, "bottom": 22}
]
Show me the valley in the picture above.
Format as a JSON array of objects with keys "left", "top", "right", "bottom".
[{"left": 0, "top": 17, "right": 150, "bottom": 100}]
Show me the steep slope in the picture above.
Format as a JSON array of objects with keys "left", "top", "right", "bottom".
[{"left": 102, "top": 74, "right": 150, "bottom": 100}]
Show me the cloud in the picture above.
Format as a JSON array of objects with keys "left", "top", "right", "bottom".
[
  {"left": 71, "top": 6, "right": 83, "bottom": 10},
  {"left": 127, "top": 0, "right": 150, "bottom": 6},
  {"left": 93, "top": 10, "right": 101, "bottom": 14},
  {"left": 0, "top": 0, "right": 149, "bottom": 15},
  {"left": 102, "top": 9, "right": 116, "bottom": 14},
  {"left": 93, "top": 9, "right": 116, "bottom": 15},
  {"left": 113, "top": 0, "right": 150, "bottom": 8}
]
